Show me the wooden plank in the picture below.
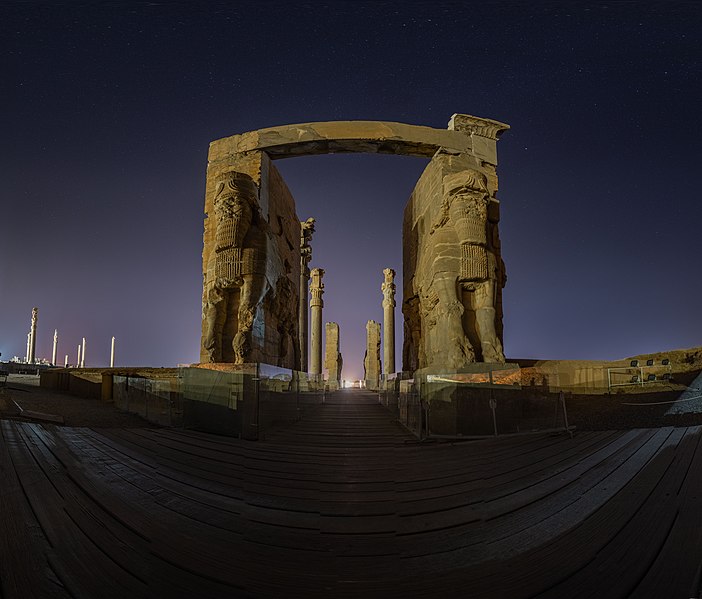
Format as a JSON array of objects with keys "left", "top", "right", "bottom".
[
  {"left": 5, "top": 422, "right": 148, "bottom": 598},
  {"left": 0, "top": 422, "right": 70, "bottom": 599}
]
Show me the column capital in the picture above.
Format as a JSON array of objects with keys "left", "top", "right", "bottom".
[
  {"left": 300, "top": 217, "right": 315, "bottom": 276},
  {"left": 381, "top": 267, "right": 396, "bottom": 309},
  {"left": 448, "top": 114, "right": 510, "bottom": 140},
  {"left": 310, "top": 268, "right": 325, "bottom": 308}
]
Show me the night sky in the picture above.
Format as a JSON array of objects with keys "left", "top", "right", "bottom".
[{"left": 1, "top": 1, "right": 700, "bottom": 379}]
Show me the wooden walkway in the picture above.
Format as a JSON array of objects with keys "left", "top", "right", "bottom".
[{"left": 2, "top": 389, "right": 702, "bottom": 598}]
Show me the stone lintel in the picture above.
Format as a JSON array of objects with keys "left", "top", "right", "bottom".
[{"left": 209, "top": 120, "right": 476, "bottom": 162}]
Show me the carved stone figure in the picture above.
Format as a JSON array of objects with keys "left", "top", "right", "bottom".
[
  {"left": 426, "top": 168, "right": 506, "bottom": 364},
  {"left": 267, "top": 275, "right": 299, "bottom": 367},
  {"left": 202, "top": 171, "right": 265, "bottom": 364}
]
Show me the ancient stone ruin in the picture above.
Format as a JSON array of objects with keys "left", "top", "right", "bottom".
[
  {"left": 200, "top": 115, "right": 509, "bottom": 374},
  {"left": 381, "top": 268, "right": 396, "bottom": 376},
  {"left": 364, "top": 320, "right": 382, "bottom": 390},
  {"left": 324, "top": 322, "right": 342, "bottom": 390}
]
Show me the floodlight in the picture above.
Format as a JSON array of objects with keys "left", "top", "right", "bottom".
[
  {"left": 647, "top": 374, "right": 656, "bottom": 381},
  {"left": 662, "top": 373, "right": 672, "bottom": 380},
  {"left": 646, "top": 359, "right": 654, "bottom": 366},
  {"left": 630, "top": 360, "right": 638, "bottom": 367},
  {"left": 631, "top": 375, "right": 639, "bottom": 383},
  {"left": 662, "top": 359, "right": 670, "bottom": 366}
]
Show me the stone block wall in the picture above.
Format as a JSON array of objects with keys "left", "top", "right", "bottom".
[
  {"left": 200, "top": 150, "right": 301, "bottom": 368},
  {"left": 402, "top": 125, "right": 507, "bottom": 372}
]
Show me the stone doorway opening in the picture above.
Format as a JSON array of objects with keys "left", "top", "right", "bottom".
[{"left": 199, "top": 115, "right": 509, "bottom": 381}]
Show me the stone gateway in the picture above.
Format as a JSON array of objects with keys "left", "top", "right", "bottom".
[{"left": 200, "top": 115, "right": 509, "bottom": 373}]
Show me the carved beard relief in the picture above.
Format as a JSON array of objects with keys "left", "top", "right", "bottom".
[{"left": 214, "top": 195, "right": 252, "bottom": 283}]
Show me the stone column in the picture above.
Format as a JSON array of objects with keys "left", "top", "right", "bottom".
[
  {"left": 324, "top": 322, "right": 342, "bottom": 390},
  {"left": 28, "top": 307, "right": 38, "bottom": 364},
  {"left": 299, "top": 218, "right": 315, "bottom": 373},
  {"left": 364, "top": 320, "right": 381, "bottom": 390},
  {"left": 381, "top": 268, "right": 396, "bottom": 376},
  {"left": 26, "top": 333, "right": 30, "bottom": 363},
  {"left": 76, "top": 345, "right": 81, "bottom": 368},
  {"left": 51, "top": 329, "right": 58, "bottom": 365},
  {"left": 309, "top": 268, "right": 325, "bottom": 377},
  {"left": 110, "top": 336, "right": 115, "bottom": 368},
  {"left": 80, "top": 337, "right": 86, "bottom": 368}
]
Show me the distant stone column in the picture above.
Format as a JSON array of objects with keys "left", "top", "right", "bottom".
[
  {"left": 64, "top": 354, "right": 68, "bottom": 368},
  {"left": 324, "top": 322, "right": 342, "bottom": 390},
  {"left": 28, "top": 307, "right": 38, "bottom": 364},
  {"left": 110, "top": 336, "right": 115, "bottom": 368},
  {"left": 80, "top": 337, "right": 86, "bottom": 368},
  {"left": 364, "top": 320, "right": 381, "bottom": 390},
  {"left": 51, "top": 329, "right": 58, "bottom": 366},
  {"left": 309, "top": 268, "right": 325, "bottom": 377},
  {"left": 76, "top": 345, "right": 81, "bottom": 368},
  {"left": 299, "top": 218, "right": 315, "bottom": 373},
  {"left": 26, "top": 333, "right": 30, "bottom": 363},
  {"left": 381, "top": 268, "right": 396, "bottom": 376}
]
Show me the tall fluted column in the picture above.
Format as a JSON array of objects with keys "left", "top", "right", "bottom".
[
  {"left": 28, "top": 307, "right": 38, "bottom": 364},
  {"left": 309, "top": 268, "right": 325, "bottom": 377},
  {"left": 381, "top": 268, "right": 396, "bottom": 376},
  {"left": 51, "top": 329, "right": 58, "bottom": 365},
  {"left": 299, "top": 218, "right": 315, "bottom": 373},
  {"left": 110, "top": 336, "right": 116, "bottom": 367},
  {"left": 80, "top": 337, "right": 86, "bottom": 368}
]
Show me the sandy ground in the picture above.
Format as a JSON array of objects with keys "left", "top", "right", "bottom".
[
  {"left": 557, "top": 379, "right": 702, "bottom": 430},
  {"left": 0, "top": 374, "right": 153, "bottom": 428}
]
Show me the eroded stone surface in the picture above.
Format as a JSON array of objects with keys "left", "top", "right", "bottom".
[
  {"left": 382, "top": 268, "right": 396, "bottom": 375},
  {"left": 364, "top": 320, "right": 381, "bottom": 390},
  {"left": 200, "top": 152, "right": 301, "bottom": 368},
  {"left": 200, "top": 114, "right": 510, "bottom": 374},
  {"left": 209, "top": 118, "right": 501, "bottom": 162},
  {"left": 402, "top": 125, "right": 509, "bottom": 372},
  {"left": 324, "top": 322, "right": 342, "bottom": 390},
  {"left": 299, "top": 218, "right": 315, "bottom": 372},
  {"left": 309, "top": 268, "right": 325, "bottom": 376}
]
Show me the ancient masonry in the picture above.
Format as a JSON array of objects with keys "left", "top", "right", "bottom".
[
  {"left": 403, "top": 114, "right": 509, "bottom": 371},
  {"left": 364, "top": 320, "right": 381, "bottom": 390},
  {"left": 200, "top": 115, "right": 509, "bottom": 373},
  {"left": 381, "top": 268, "right": 396, "bottom": 375},
  {"left": 298, "top": 218, "right": 315, "bottom": 373},
  {"left": 309, "top": 268, "right": 325, "bottom": 377},
  {"left": 324, "top": 322, "right": 342, "bottom": 390},
  {"left": 28, "top": 307, "right": 38, "bottom": 364}
]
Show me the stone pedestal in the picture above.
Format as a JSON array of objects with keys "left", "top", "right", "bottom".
[
  {"left": 381, "top": 268, "right": 396, "bottom": 376},
  {"left": 364, "top": 320, "right": 381, "bottom": 390},
  {"left": 324, "top": 322, "right": 342, "bottom": 390},
  {"left": 309, "top": 268, "right": 325, "bottom": 377}
]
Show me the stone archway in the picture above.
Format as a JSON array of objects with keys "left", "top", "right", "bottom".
[{"left": 199, "top": 114, "right": 510, "bottom": 373}]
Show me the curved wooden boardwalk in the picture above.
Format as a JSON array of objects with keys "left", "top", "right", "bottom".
[{"left": 2, "top": 389, "right": 702, "bottom": 598}]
